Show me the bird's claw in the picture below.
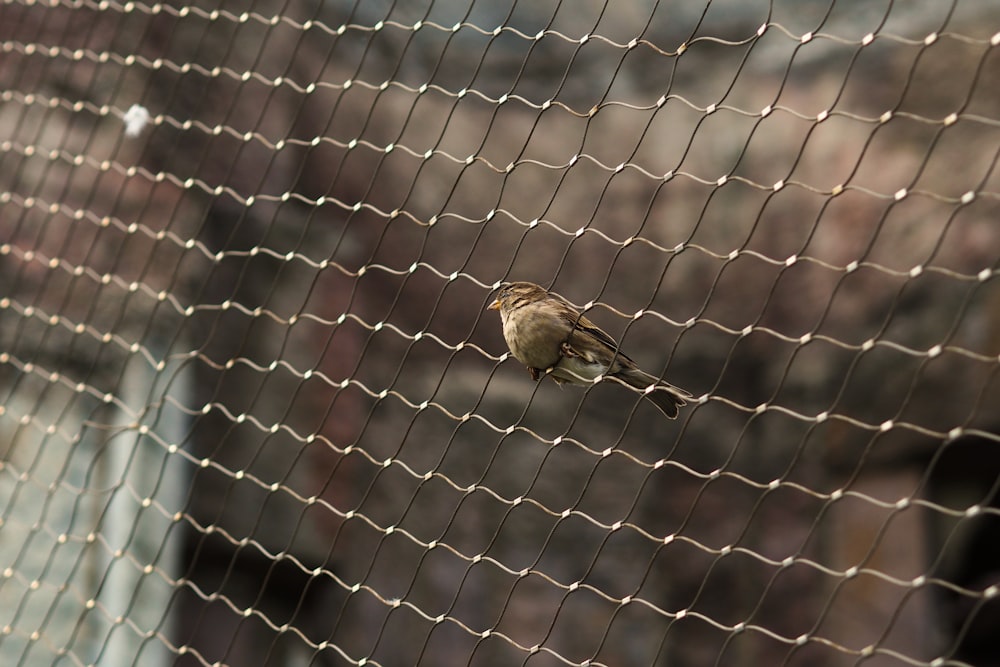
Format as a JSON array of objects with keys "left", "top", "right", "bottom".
[{"left": 559, "top": 341, "right": 581, "bottom": 358}]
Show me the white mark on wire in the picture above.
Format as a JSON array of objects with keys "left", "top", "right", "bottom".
[{"left": 123, "top": 104, "right": 151, "bottom": 137}]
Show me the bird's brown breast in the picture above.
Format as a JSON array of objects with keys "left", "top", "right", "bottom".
[{"left": 502, "top": 303, "right": 564, "bottom": 370}]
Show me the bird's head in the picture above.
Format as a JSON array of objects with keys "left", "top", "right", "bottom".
[{"left": 488, "top": 281, "right": 548, "bottom": 315}]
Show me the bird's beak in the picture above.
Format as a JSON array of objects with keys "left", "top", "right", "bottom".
[{"left": 488, "top": 299, "right": 501, "bottom": 311}]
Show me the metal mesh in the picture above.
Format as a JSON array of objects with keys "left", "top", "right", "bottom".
[{"left": 2, "top": 0, "right": 1000, "bottom": 665}]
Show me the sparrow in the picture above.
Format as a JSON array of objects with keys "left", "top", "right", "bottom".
[{"left": 488, "top": 281, "right": 690, "bottom": 418}]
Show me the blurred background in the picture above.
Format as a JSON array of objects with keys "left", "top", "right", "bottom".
[{"left": 1, "top": 0, "right": 999, "bottom": 665}]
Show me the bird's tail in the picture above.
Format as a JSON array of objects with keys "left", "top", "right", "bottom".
[{"left": 615, "top": 368, "right": 691, "bottom": 419}]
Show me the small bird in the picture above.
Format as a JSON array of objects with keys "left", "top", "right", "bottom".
[{"left": 488, "top": 281, "right": 690, "bottom": 418}]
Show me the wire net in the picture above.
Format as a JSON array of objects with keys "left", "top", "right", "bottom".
[{"left": 2, "top": 0, "right": 1000, "bottom": 665}]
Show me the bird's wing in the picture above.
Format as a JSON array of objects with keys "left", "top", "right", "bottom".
[
  {"left": 554, "top": 302, "right": 637, "bottom": 366},
  {"left": 572, "top": 316, "right": 620, "bottom": 352}
]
